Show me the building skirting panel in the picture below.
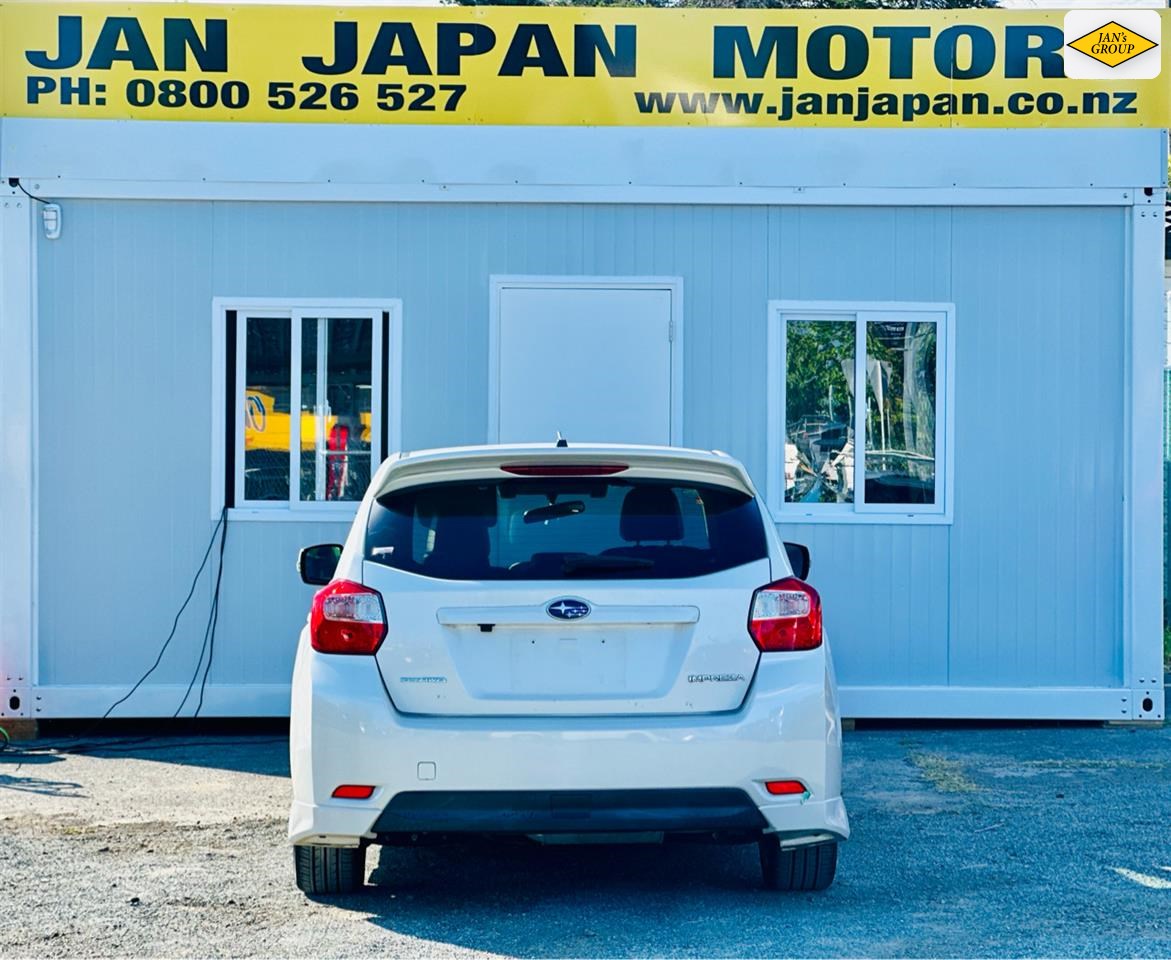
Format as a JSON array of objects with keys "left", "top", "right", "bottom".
[
  {"left": 33, "top": 684, "right": 292, "bottom": 719},
  {"left": 840, "top": 686, "right": 1146, "bottom": 721},
  {"left": 29, "top": 683, "right": 1152, "bottom": 722}
]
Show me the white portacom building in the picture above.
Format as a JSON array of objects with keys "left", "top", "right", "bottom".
[{"left": 0, "top": 115, "right": 1166, "bottom": 725}]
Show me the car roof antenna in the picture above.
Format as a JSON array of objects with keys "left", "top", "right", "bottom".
[{"left": 555, "top": 432, "right": 568, "bottom": 448}]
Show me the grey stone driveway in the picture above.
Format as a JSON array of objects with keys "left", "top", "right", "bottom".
[{"left": 1, "top": 723, "right": 1169, "bottom": 958}]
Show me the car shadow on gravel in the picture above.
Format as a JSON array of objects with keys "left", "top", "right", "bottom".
[
  {"left": 0, "top": 772, "right": 85, "bottom": 797},
  {"left": 350, "top": 838, "right": 826, "bottom": 957},
  {"left": 0, "top": 750, "right": 85, "bottom": 797}
]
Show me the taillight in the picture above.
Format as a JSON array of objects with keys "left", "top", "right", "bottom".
[
  {"left": 500, "top": 463, "right": 628, "bottom": 476},
  {"left": 748, "top": 577, "right": 822, "bottom": 651},
  {"left": 309, "top": 580, "right": 387, "bottom": 655}
]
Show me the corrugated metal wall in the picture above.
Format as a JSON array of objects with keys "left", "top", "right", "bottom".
[{"left": 35, "top": 199, "right": 1126, "bottom": 705}]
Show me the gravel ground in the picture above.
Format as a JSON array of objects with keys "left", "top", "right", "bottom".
[{"left": 2, "top": 724, "right": 1170, "bottom": 958}]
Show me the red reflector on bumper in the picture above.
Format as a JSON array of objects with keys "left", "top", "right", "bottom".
[
  {"left": 332, "top": 784, "right": 375, "bottom": 800},
  {"left": 764, "top": 780, "right": 807, "bottom": 796}
]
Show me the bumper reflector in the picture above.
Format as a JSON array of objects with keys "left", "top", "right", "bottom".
[
  {"left": 764, "top": 779, "right": 807, "bottom": 796},
  {"left": 332, "top": 784, "right": 376, "bottom": 800}
]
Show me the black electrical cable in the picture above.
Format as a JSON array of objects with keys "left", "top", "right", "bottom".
[
  {"left": 193, "top": 514, "right": 229, "bottom": 720},
  {"left": 0, "top": 509, "right": 229, "bottom": 757},
  {"left": 7, "top": 177, "right": 51, "bottom": 205},
  {"left": 172, "top": 514, "right": 228, "bottom": 720},
  {"left": 170, "top": 591, "right": 215, "bottom": 719},
  {"left": 94, "top": 508, "right": 227, "bottom": 723},
  {"left": 2, "top": 514, "right": 255, "bottom": 763}
]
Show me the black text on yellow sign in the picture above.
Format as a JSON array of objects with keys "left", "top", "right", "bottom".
[{"left": 3, "top": 5, "right": 1168, "bottom": 127}]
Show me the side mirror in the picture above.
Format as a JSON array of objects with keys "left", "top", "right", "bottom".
[
  {"left": 783, "top": 541, "right": 811, "bottom": 580},
  {"left": 298, "top": 543, "right": 343, "bottom": 586}
]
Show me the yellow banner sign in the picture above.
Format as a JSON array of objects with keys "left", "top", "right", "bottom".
[{"left": 1, "top": 3, "right": 1167, "bottom": 127}]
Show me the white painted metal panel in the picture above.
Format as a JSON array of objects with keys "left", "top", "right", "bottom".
[
  {"left": 840, "top": 686, "right": 1132, "bottom": 721},
  {"left": 2, "top": 122, "right": 1163, "bottom": 195},
  {"left": 0, "top": 189, "right": 35, "bottom": 723},
  {"left": 27, "top": 197, "right": 1157, "bottom": 719},
  {"left": 495, "top": 283, "right": 673, "bottom": 445},
  {"left": 1124, "top": 189, "right": 1167, "bottom": 722},
  {"left": 946, "top": 207, "right": 1126, "bottom": 692}
]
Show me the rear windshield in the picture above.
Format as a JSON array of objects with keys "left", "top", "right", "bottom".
[{"left": 366, "top": 476, "right": 767, "bottom": 580}]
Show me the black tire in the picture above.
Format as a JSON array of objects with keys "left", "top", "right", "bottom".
[
  {"left": 758, "top": 837, "right": 837, "bottom": 892},
  {"left": 293, "top": 843, "right": 367, "bottom": 895}
]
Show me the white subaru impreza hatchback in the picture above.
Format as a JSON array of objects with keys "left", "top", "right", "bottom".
[{"left": 289, "top": 442, "right": 848, "bottom": 895}]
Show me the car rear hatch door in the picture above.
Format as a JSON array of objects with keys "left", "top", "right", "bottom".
[
  {"left": 365, "top": 563, "right": 769, "bottom": 716},
  {"left": 362, "top": 463, "right": 771, "bottom": 717}
]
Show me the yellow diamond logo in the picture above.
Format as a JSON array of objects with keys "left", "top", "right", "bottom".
[{"left": 1067, "top": 21, "right": 1158, "bottom": 68}]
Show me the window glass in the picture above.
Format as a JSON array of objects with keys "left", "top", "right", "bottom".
[
  {"left": 367, "top": 478, "right": 767, "bottom": 581},
  {"left": 300, "top": 317, "right": 374, "bottom": 502},
  {"left": 243, "top": 316, "right": 291, "bottom": 502},
  {"left": 864, "top": 321, "right": 937, "bottom": 504},
  {"left": 784, "top": 319, "right": 855, "bottom": 504}
]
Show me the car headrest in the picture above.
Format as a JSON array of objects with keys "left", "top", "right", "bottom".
[
  {"left": 429, "top": 514, "right": 490, "bottom": 566},
  {"left": 619, "top": 486, "right": 684, "bottom": 543}
]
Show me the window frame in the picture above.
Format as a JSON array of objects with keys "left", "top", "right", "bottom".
[
  {"left": 211, "top": 298, "right": 403, "bottom": 522},
  {"left": 766, "top": 300, "right": 955, "bottom": 525}
]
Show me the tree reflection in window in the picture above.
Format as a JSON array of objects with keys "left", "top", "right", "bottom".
[{"left": 785, "top": 319, "right": 855, "bottom": 504}]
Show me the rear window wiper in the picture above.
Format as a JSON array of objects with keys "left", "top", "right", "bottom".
[{"left": 562, "top": 555, "right": 654, "bottom": 574}]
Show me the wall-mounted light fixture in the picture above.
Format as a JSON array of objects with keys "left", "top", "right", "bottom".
[{"left": 41, "top": 203, "right": 61, "bottom": 240}]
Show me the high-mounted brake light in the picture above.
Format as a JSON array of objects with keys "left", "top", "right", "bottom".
[
  {"left": 748, "top": 577, "right": 823, "bottom": 652},
  {"left": 310, "top": 580, "right": 387, "bottom": 655},
  {"left": 501, "top": 463, "right": 629, "bottom": 476}
]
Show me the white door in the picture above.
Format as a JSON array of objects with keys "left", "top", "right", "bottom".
[{"left": 492, "top": 280, "right": 678, "bottom": 445}]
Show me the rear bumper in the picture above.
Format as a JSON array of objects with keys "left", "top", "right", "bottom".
[
  {"left": 288, "top": 636, "right": 849, "bottom": 846},
  {"left": 373, "top": 788, "right": 766, "bottom": 835}
]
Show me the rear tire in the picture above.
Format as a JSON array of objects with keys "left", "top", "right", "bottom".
[
  {"left": 293, "top": 843, "right": 367, "bottom": 895},
  {"left": 758, "top": 837, "right": 837, "bottom": 891}
]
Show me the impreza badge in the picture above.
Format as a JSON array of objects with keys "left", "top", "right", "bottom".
[{"left": 688, "top": 673, "right": 747, "bottom": 683}]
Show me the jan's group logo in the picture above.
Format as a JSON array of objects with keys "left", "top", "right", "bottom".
[{"left": 1064, "top": 10, "right": 1160, "bottom": 80}]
